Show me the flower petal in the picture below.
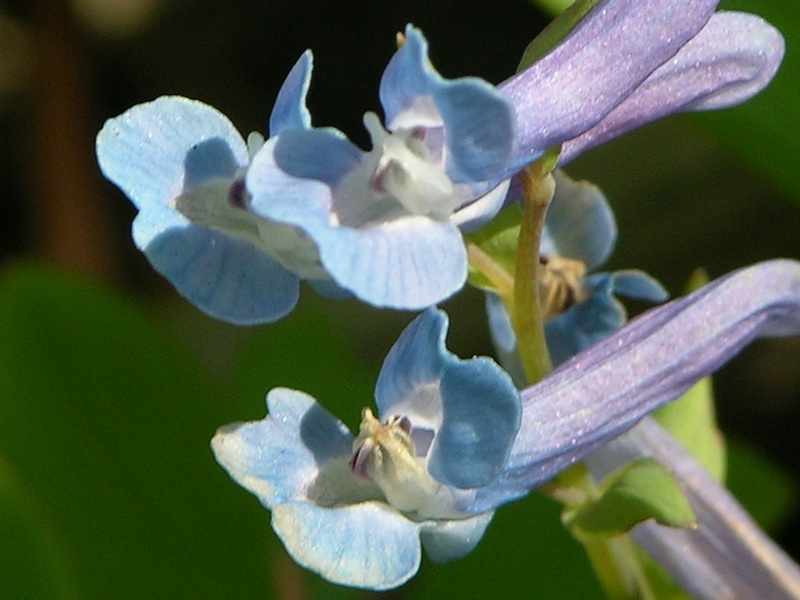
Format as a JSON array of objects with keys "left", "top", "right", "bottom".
[
  {"left": 419, "top": 511, "right": 495, "bottom": 562},
  {"left": 272, "top": 501, "right": 421, "bottom": 590},
  {"left": 380, "top": 25, "right": 516, "bottom": 183},
  {"left": 542, "top": 171, "right": 616, "bottom": 269},
  {"left": 374, "top": 308, "right": 448, "bottom": 422},
  {"left": 97, "top": 96, "right": 298, "bottom": 324},
  {"left": 470, "top": 260, "right": 800, "bottom": 512},
  {"left": 96, "top": 96, "right": 249, "bottom": 212},
  {"left": 211, "top": 388, "right": 352, "bottom": 506},
  {"left": 587, "top": 417, "right": 800, "bottom": 600},
  {"left": 140, "top": 222, "right": 300, "bottom": 324},
  {"left": 270, "top": 128, "right": 362, "bottom": 186},
  {"left": 269, "top": 50, "right": 314, "bottom": 136},
  {"left": 429, "top": 355, "right": 521, "bottom": 488},
  {"left": 560, "top": 12, "right": 785, "bottom": 163},
  {"left": 500, "top": 0, "right": 719, "bottom": 169}
]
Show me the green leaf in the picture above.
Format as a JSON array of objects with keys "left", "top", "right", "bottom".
[
  {"left": 0, "top": 262, "right": 273, "bottom": 599},
  {"left": 564, "top": 459, "right": 696, "bottom": 541},
  {"left": 0, "top": 458, "right": 81, "bottom": 600},
  {"left": 517, "top": 0, "right": 601, "bottom": 71},
  {"left": 465, "top": 204, "right": 522, "bottom": 293}
]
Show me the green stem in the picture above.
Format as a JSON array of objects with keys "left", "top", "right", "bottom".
[
  {"left": 584, "top": 536, "right": 657, "bottom": 600},
  {"left": 509, "top": 161, "right": 660, "bottom": 599},
  {"left": 512, "top": 165, "right": 554, "bottom": 384}
]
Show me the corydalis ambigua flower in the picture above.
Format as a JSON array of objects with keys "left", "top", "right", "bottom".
[
  {"left": 212, "top": 308, "right": 520, "bottom": 590},
  {"left": 245, "top": 25, "right": 516, "bottom": 310},
  {"left": 214, "top": 260, "right": 800, "bottom": 590},
  {"left": 96, "top": 53, "right": 314, "bottom": 325}
]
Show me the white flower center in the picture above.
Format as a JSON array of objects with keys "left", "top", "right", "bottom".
[
  {"left": 361, "top": 112, "right": 458, "bottom": 220},
  {"left": 349, "top": 407, "right": 465, "bottom": 519}
]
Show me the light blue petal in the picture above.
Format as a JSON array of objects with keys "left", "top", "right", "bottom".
[
  {"left": 610, "top": 270, "right": 669, "bottom": 302},
  {"left": 96, "top": 96, "right": 249, "bottom": 212},
  {"left": 588, "top": 418, "right": 800, "bottom": 600},
  {"left": 269, "top": 50, "right": 314, "bottom": 136},
  {"left": 429, "top": 356, "right": 520, "bottom": 488},
  {"left": 470, "top": 260, "right": 800, "bottom": 512},
  {"left": 97, "top": 97, "right": 295, "bottom": 324},
  {"left": 451, "top": 179, "right": 511, "bottom": 232},
  {"left": 374, "top": 308, "right": 448, "bottom": 418},
  {"left": 271, "top": 501, "right": 421, "bottom": 591},
  {"left": 137, "top": 220, "right": 300, "bottom": 325},
  {"left": 271, "top": 128, "right": 362, "bottom": 186},
  {"left": 211, "top": 388, "right": 352, "bottom": 506},
  {"left": 419, "top": 511, "right": 495, "bottom": 562},
  {"left": 545, "top": 171, "right": 616, "bottom": 270},
  {"left": 560, "top": 12, "right": 785, "bottom": 164},
  {"left": 545, "top": 274, "right": 626, "bottom": 366},
  {"left": 500, "top": 0, "right": 719, "bottom": 171},
  {"left": 380, "top": 25, "right": 515, "bottom": 184},
  {"left": 183, "top": 137, "right": 241, "bottom": 190},
  {"left": 314, "top": 216, "right": 467, "bottom": 309}
]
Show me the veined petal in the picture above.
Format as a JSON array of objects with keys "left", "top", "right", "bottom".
[
  {"left": 96, "top": 96, "right": 249, "bottom": 211},
  {"left": 272, "top": 501, "right": 421, "bottom": 590},
  {"left": 314, "top": 215, "right": 467, "bottom": 309},
  {"left": 140, "top": 222, "right": 300, "bottom": 325},
  {"left": 269, "top": 51, "right": 314, "bottom": 136},
  {"left": 380, "top": 25, "right": 516, "bottom": 183},
  {"left": 500, "top": 0, "right": 719, "bottom": 170},
  {"left": 430, "top": 356, "right": 520, "bottom": 488},
  {"left": 560, "top": 12, "right": 785, "bottom": 164},
  {"left": 419, "top": 511, "right": 495, "bottom": 562},
  {"left": 97, "top": 96, "right": 299, "bottom": 324},
  {"left": 587, "top": 417, "right": 800, "bottom": 600},
  {"left": 211, "top": 388, "right": 352, "bottom": 506},
  {"left": 542, "top": 171, "right": 617, "bottom": 269},
  {"left": 470, "top": 260, "right": 800, "bottom": 512}
]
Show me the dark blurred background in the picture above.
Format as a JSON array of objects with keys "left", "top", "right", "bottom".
[{"left": 0, "top": 0, "right": 798, "bottom": 598}]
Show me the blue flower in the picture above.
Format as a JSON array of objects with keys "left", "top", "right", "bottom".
[
  {"left": 211, "top": 308, "right": 521, "bottom": 590},
  {"left": 213, "top": 261, "right": 800, "bottom": 590},
  {"left": 245, "top": 25, "right": 516, "bottom": 310},
  {"left": 487, "top": 171, "right": 668, "bottom": 376},
  {"left": 96, "top": 53, "right": 314, "bottom": 325},
  {"left": 97, "top": 6, "right": 783, "bottom": 323}
]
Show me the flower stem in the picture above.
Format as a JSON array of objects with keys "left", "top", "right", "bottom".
[
  {"left": 465, "top": 241, "right": 515, "bottom": 304},
  {"left": 512, "top": 164, "right": 554, "bottom": 384},
  {"left": 509, "top": 159, "right": 660, "bottom": 599}
]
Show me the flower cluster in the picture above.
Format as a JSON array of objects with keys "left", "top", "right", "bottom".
[{"left": 97, "top": 0, "right": 800, "bottom": 597}]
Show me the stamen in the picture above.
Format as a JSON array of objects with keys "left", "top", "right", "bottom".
[
  {"left": 539, "top": 255, "right": 587, "bottom": 320},
  {"left": 349, "top": 408, "right": 440, "bottom": 514}
]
